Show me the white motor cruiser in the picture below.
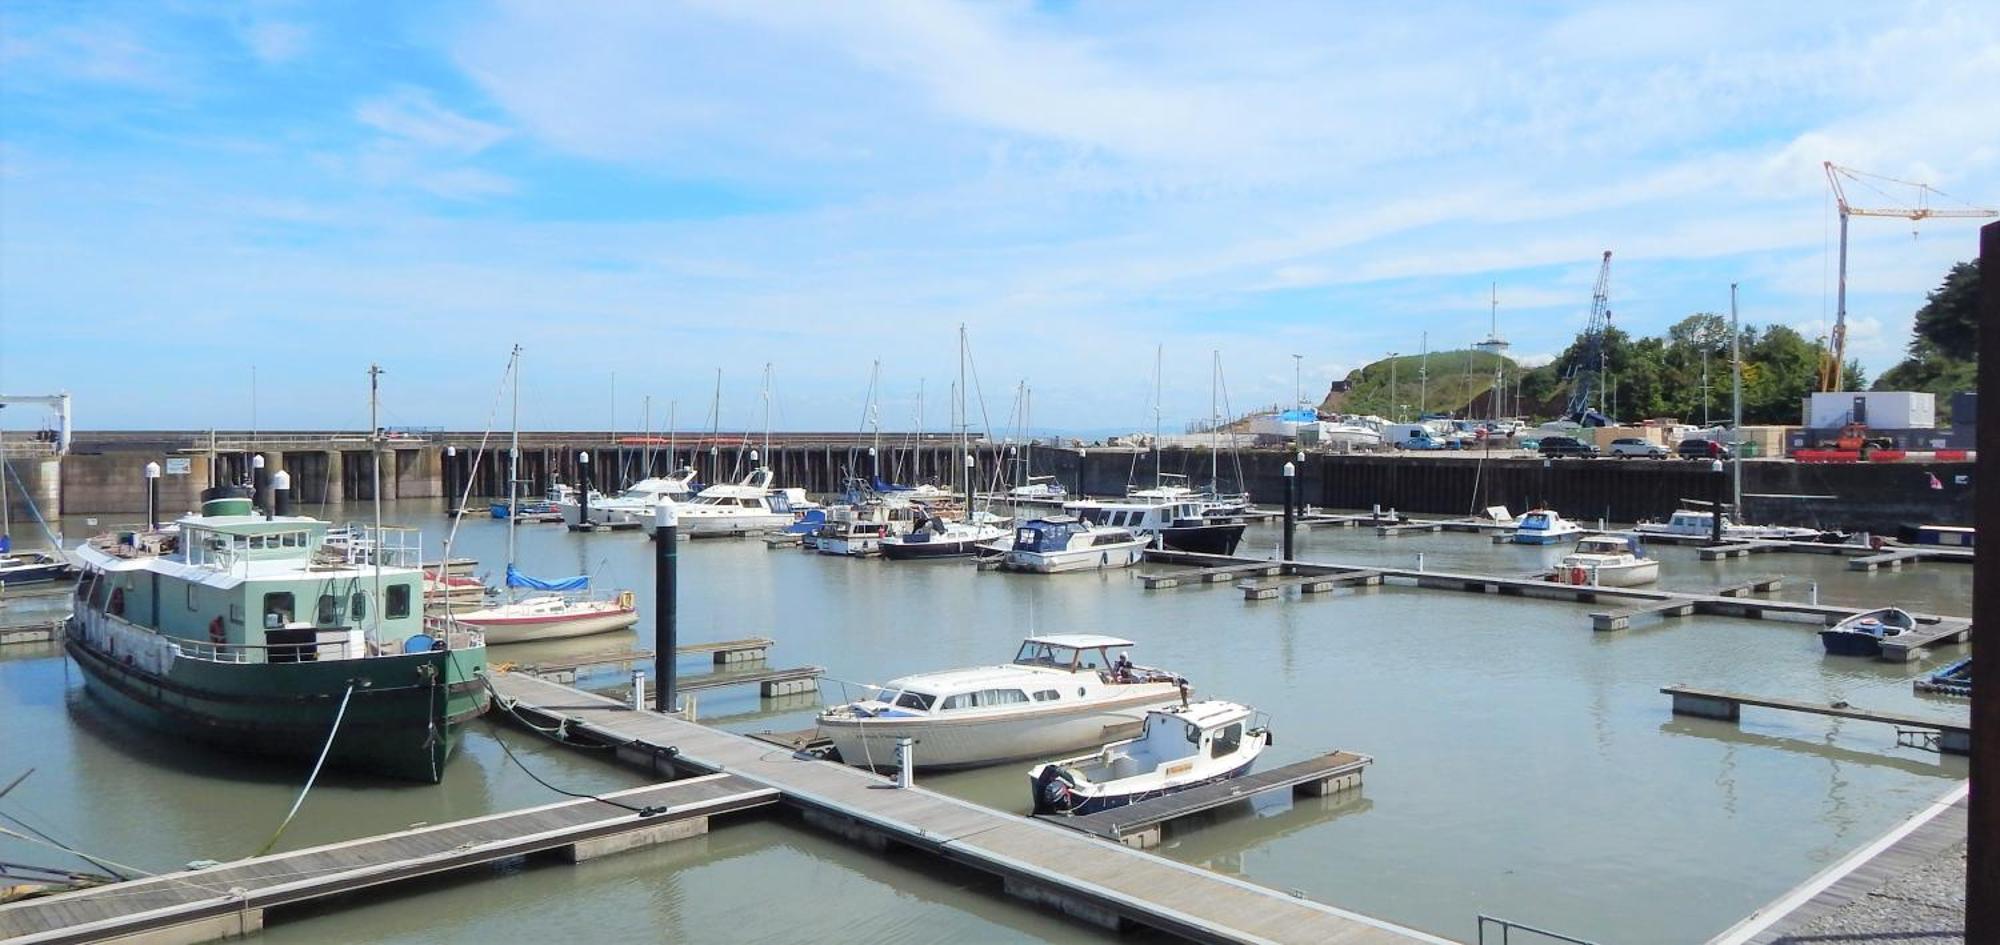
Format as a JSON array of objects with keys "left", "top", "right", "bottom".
[
  {"left": 818, "top": 634, "right": 1188, "bottom": 770},
  {"left": 562, "top": 468, "right": 697, "bottom": 527},
  {"left": 676, "top": 468, "right": 797, "bottom": 536},
  {"left": 1512, "top": 508, "right": 1583, "bottom": 545},
  {"left": 1632, "top": 509, "right": 1838, "bottom": 543},
  {"left": 1550, "top": 534, "right": 1659, "bottom": 587},
  {"left": 998, "top": 518, "right": 1150, "bottom": 573},
  {"left": 1030, "top": 700, "right": 1269, "bottom": 816},
  {"left": 814, "top": 503, "right": 907, "bottom": 557}
]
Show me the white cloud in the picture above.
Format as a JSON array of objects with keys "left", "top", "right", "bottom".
[
  {"left": 238, "top": 20, "right": 308, "bottom": 65},
  {"left": 356, "top": 88, "right": 509, "bottom": 155}
]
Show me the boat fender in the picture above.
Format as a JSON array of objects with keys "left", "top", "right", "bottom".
[{"left": 208, "top": 616, "right": 226, "bottom": 645}]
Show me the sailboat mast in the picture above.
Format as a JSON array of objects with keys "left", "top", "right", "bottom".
[
  {"left": 0, "top": 427, "right": 11, "bottom": 544},
  {"left": 761, "top": 361, "right": 772, "bottom": 469},
  {"left": 1152, "top": 344, "right": 1163, "bottom": 490},
  {"left": 869, "top": 361, "right": 882, "bottom": 479},
  {"left": 668, "top": 400, "right": 677, "bottom": 473},
  {"left": 957, "top": 325, "right": 967, "bottom": 499},
  {"left": 915, "top": 379, "right": 924, "bottom": 483},
  {"left": 1210, "top": 351, "right": 1220, "bottom": 491},
  {"left": 641, "top": 395, "right": 652, "bottom": 480},
  {"left": 506, "top": 347, "right": 520, "bottom": 597},
  {"left": 368, "top": 363, "right": 385, "bottom": 644},
  {"left": 609, "top": 372, "right": 618, "bottom": 489}
]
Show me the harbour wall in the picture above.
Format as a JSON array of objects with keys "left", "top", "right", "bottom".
[{"left": 40, "top": 437, "right": 1977, "bottom": 533}]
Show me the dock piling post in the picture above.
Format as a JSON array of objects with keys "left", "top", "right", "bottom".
[
  {"left": 1416, "top": 552, "right": 1425, "bottom": 573},
  {"left": 632, "top": 669, "right": 646, "bottom": 711},
  {"left": 273, "top": 470, "right": 292, "bottom": 516},
  {"left": 253, "top": 453, "right": 269, "bottom": 516},
  {"left": 896, "top": 737, "right": 914, "bottom": 788},
  {"left": 444, "top": 445, "right": 458, "bottom": 510},
  {"left": 143, "top": 462, "right": 160, "bottom": 529},
  {"left": 1282, "top": 462, "right": 1296, "bottom": 562},
  {"left": 1810, "top": 581, "right": 1819, "bottom": 605},
  {"left": 578, "top": 451, "right": 592, "bottom": 526},
  {"left": 655, "top": 504, "right": 678, "bottom": 715}
]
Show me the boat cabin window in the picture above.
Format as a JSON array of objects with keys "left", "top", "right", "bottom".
[
  {"left": 263, "top": 592, "right": 296, "bottom": 629},
  {"left": 1033, "top": 689, "right": 1060, "bottom": 702},
  {"left": 386, "top": 583, "right": 412, "bottom": 619},
  {"left": 350, "top": 593, "right": 368, "bottom": 621},
  {"left": 939, "top": 689, "right": 1030, "bottom": 710},
  {"left": 1210, "top": 722, "right": 1243, "bottom": 758},
  {"left": 890, "top": 691, "right": 935, "bottom": 711},
  {"left": 1016, "top": 641, "right": 1115, "bottom": 671},
  {"left": 315, "top": 594, "right": 340, "bottom": 625},
  {"left": 1092, "top": 532, "right": 1131, "bottom": 546}
]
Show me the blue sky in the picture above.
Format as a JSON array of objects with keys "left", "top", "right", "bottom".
[{"left": 3, "top": 1, "right": 1997, "bottom": 433}]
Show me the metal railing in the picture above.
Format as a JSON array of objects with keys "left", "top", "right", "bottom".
[
  {"left": 171, "top": 637, "right": 358, "bottom": 664},
  {"left": 1476, "top": 915, "right": 1600, "bottom": 945}
]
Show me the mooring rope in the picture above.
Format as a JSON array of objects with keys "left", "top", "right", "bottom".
[{"left": 254, "top": 682, "right": 356, "bottom": 857}]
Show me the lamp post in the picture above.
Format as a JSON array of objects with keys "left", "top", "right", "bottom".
[
  {"left": 1281, "top": 462, "right": 1297, "bottom": 563},
  {"left": 143, "top": 462, "right": 161, "bottom": 530},
  {"left": 1709, "top": 459, "right": 1726, "bottom": 546}
]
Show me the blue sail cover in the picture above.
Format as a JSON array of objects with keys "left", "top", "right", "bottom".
[
  {"left": 1279, "top": 408, "right": 1318, "bottom": 423},
  {"left": 506, "top": 564, "right": 589, "bottom": 592}
]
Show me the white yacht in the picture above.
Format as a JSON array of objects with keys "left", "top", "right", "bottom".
[
  {"left": 1030, "top": 700, "right": 1270, "bottom": 816},
  {"left": 879, "top": 505, "right": 1008, "bottom": 559},
  {"left": 561, "top": 468, "right": 697, "bottom": 527},
  {"left": 1006, "top": 476, "right": 1068, "bottom": 504},
  {"left": 818, "top": 634, "right": 1188, "bottom": 770},
  {"left": 1550, "top": 534, "right": 1659, "bottom": 587},
  {"left": 676, "top": 468, "right": 798, "bottom": 536},
  {"left": 1066, "top": 496, "right": 1247, "bottom": 557},
  {"left": 1633, "top": 510, "right": 1834, "bottom": 543},
  {"left": 999, "top": 518, "right": 1150, "bottom": 573},
  {"left": 1512, "top": 508, "right": 1583, "bottom": 545}
]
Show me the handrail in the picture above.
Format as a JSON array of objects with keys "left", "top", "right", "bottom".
[{"left": 1476, "top": 915, "right": 1599, "bottom": 945}]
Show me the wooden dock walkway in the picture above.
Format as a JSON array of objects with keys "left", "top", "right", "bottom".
[
  {"left": 1239, "top": 569, "right": 1383, "bottom": 600},
  {"left": 1142, "top": 550, "right": 1967, "bottom": 643},
  {"left": 1662, "top": 686, "right": 1970, "bottom": 755},
  {"left": 0, "top": 774, "right": 779, "bottom": 945},
  {"left": 487, "top": 672, "right": 1452, "bottom": 944},
  {"left": 1707, "top": 782, "right": 1968, "bottom": 945},
  {"left": 1877, "top": 618, "right": 1974, "bottom": 663},
  {"left": 1142, "top": 561, "right": 1282, "bottom": 589},
  {"left": 0, "top": 615, "right": 64, "bottom": 646},
  {"left": 1040, "top": 752, "right": 1371, "bottom": 849},
  {"left": 510, "top": 638, "right": 778, "bottom": 680}
]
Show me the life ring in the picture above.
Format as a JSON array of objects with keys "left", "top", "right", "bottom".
[
  {"left": 108, "top": 588, "right": 125, "bottom": 617},
  {"left": 208, "top": 616, "right": 227, "bottom": 645}
]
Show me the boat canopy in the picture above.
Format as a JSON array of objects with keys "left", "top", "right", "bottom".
[{"left": 505, "top": 564, "right": 588, "bottom": 592}]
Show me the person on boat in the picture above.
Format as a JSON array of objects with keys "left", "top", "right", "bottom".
[{"left": 1113, "top": 653, "right": 1134, "bottom": 682}]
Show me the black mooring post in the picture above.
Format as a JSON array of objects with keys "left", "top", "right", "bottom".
[
  {"left": 273, "top": 470, "right": 292, "bottom": 516},
  {"left": 144, "top": 462, "right": 160, "bottom": 529},
  {"left": 444, "top": 446, "right": 458, "bottom": 512},
  {"left": 253, "top": 454, "right": 270, "bottom": 517},
  {"left": 577, "top": 451, "right": 592, "bottom": 527},
  {"left": 654, "top": 505, "right": 678, "bottom": 715},
  {"left": 1282, "top": 462, "right": 1296, "bottom": 562},
  {"left": 1708, "top": 459, "right": 1725, "bottom": 546},
  {"left": 1965, "top": 219, "right": 1997, "bottom": 943}
]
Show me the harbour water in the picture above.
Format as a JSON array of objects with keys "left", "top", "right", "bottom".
[{"left": 0, "top": 500, "right": 1971, "bottom": 944}]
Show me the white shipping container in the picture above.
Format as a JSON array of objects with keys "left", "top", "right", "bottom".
[{"left": 1803, "top": 391, "right": 1934, "bottom": 430}]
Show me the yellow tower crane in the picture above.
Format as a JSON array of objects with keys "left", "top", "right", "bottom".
[{"left": 1820, "top": 161, "right": 1996, "bottom": 392}]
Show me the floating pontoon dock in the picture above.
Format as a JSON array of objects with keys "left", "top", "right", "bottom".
[{"left": 1038, "top": 751, "right": 1372, "bottom": 849}]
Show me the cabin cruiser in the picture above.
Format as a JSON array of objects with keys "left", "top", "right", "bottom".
[
  {"left": 561, "top": 467, "right": 697, "bottom": 527},
  {"left": 818, "top": 634, "right": 1188, "bottom": 770},
  {"left": 814, "top": 503, "right": 908, "bottom": 557},
  {"left": 879, "top": 506, "right": 1008, "bottom": 559},
  {"left": 1030, "top": 700, "right": 1269, "bottom": 816},
  {"left": 1127, "top": 473, "right": 1199, "bottom": 503},
  {"left": 444, "top": 568, "right": 638, "bottom": 644},
  {"left": 675, "top": 468, "right": 797, "bottom": 536},
  {"left": 1512, "top": 509, "right": 1583, "bottom": 545},
  {"left": 1066, "top": 496, "right": 1247, "bottom": 556},
  {"left": 999, "top": 518, "right": 1150, "bottom": 573},
  {"left": 1550, "top": 535, "right": 1659, "bottom": 587},
  {"left": 1819, "top": 607, "right": 1918, "bottom": 657},
  {"left": 1632, "top": 509, "right": 1842, "bottom": 543},
  {"left": 1006, "top": 476, "right": 1068, "bottom": 504}
]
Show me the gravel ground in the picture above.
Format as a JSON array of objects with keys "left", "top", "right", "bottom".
[{"left": 1775, "top": 840, "right": 1965, "bottom": 944}]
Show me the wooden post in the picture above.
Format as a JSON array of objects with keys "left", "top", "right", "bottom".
[{"left": 1968, "top": 220, "right": 1997, "bottom": 942}]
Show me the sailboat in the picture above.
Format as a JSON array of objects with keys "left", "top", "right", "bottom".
[
  {"left": 880, "top": 326, "right": 1007, "bottom": 559},
  {"left": 448, "top": 347, "right": 639, "bottom": 645},
  {"left": 1071, "top": 347, "right": 1245, "bottom": 556},
  {"left": 0, "top": 429, "right": 73, "bottom": 584}
]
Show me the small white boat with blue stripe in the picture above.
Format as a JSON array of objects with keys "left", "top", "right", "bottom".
[{"left": 1030, "top": 700, "right": 1270, "bottom": 816}]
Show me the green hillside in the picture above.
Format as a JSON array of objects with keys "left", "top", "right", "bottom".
[{"left": 1323, "top": 349, "right": 1519, "bottom": 419}]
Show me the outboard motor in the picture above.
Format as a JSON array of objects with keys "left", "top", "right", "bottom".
[{"left": 1032, "top": 766, "right": 1080, "bottom": 815}]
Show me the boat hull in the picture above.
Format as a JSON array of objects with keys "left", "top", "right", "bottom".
[
  {"left": 65, "top": 616, "right": 489, "bottom": 783},
  {"left": 0, "top": 560, "right": 71, "bottom": 584},
  {"left": 1036, "top": 757, "right": 1256, "bottom": 817},
  {"left": 680, "top": 512, "right": 794, "bottom": 536},
  {"left": 880, "top": 538, "right": 984, "bottom": 560},
  {"left": 999, "top": 541, "right": 1148, "bottom": 573},
  {"left": 1512, "top": 529, "right": 1579, "bottom": 546},
  {"left": 1550, "top": 559, "right": 1659, "bottom": 587},
  {"left": 1160, "top": 522, "right": 1246, "bottom": 556},
  {"left": 820, "top": 688, "right": 1179, "bottom": 770},
  {"left": 456, "top": 608, "right": 638, "bottom": 645},
  {"left": 1819, "top": 629, "right": 1886, "bottom": 657}
]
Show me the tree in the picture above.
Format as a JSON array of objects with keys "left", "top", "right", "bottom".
[{"left": 1874, "top": 259, "right": 1979, "bottom": 423}]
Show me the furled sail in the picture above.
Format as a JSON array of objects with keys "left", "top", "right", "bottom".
[{"left": 505, "top": 564, "right": 588, "bottom": 591}]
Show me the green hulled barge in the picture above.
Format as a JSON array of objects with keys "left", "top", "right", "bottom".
[{"left": 65, "top": 490, "right": 489, "bottom": 782}]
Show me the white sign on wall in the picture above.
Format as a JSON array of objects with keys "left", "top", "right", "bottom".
[{"left": 164, "top": 458, "right": 192, "bottom": 475}]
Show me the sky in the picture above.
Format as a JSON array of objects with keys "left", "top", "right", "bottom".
[{"left": 2, "top": 1, "right": 1997, "bottom": 434}]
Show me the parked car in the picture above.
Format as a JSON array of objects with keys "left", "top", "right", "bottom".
[
  {"left": 1397, "top": 432, "right": 1445, "bottom": 450},
  {"left": 1607, "top": 437, "right": 1667, "bottom": 459},
  {"left": 1539, "top": 436, "right": 1597, "bottom": 458},
  {"left": 1676, "top": 438, "right": 1732, "bottom": 460}
]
